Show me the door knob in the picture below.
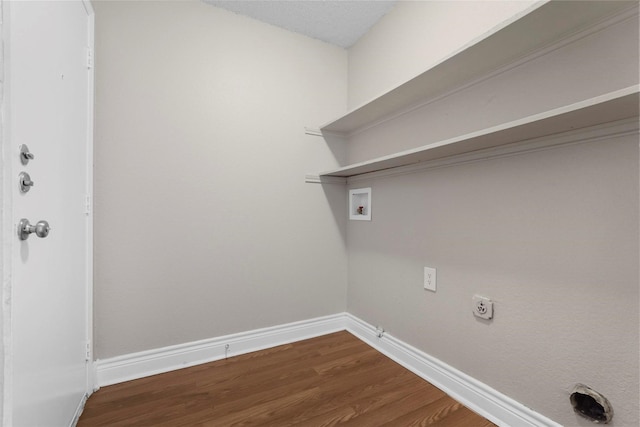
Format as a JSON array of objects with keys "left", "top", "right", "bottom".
[
  {"left": 19, "top": 172, "right": 34, "bottom": 193},
  {"left": 19, "top": 144, "right": 35, "bottom": 165},
  {"left": 18, "top": 219, "right": 50, "bottom": 240}
]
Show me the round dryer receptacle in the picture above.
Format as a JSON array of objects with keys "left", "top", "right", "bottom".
[{"left": 570, "top": 384, "right": 613, "bottom": 424}]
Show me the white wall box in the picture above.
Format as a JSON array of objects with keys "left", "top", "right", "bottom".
[
  {"left": 313, "top": 0, "right": 639, "bottom": 181},
  {"left": 349, "top": 188, "right": 371, "bottom": 221}
]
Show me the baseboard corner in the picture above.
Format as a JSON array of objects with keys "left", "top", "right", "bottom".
[
  {"left": 344, "top": 314, "right": 561, "bottom": 427},
  {"left": 94, "top": 312, "right": 559, "bottom": 427},
  {"left": 95, "top": 312, "right": 348, "bottom": 387}
]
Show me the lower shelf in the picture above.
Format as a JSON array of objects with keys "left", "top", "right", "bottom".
[{"left": 317, "top": 86, "right": 639, "bottom": 179}]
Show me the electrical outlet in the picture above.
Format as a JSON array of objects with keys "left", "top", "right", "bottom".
[
  {"left": 472, "top": 295, "right": 493, "bottom": 320},
  {"left": 424, "top": 267, "right": 436, "bottom": 292}
]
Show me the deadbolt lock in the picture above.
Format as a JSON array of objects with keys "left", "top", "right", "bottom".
[
  {"left": 19, "top": 172, "right": 34, "bottom": 193},
  {"left": 19, "top": 144, "right": 35, "bottom": 165}
]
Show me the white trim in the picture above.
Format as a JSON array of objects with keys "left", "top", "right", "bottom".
[
  {"left": 0, "top": 1, "right": 15, "bottom": 424},
  {"left": 344, "top": 314, "right": 562, "bottom": 427},
  {"left": 95, "top": 313, "right": 561, "bottom": 426},
  {"left": 95, "top": 314, "right": 347, "bottom": 387},
  {"left": 70, "top": 393, "right": 89, "bottom": 427},
  {"left": 83, "top": 0, "right": 96, "bottom": 397}
]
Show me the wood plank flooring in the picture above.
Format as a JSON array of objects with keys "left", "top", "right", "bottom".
[{"left": 79, "top": 331, "right": 496, "bottom": 426}]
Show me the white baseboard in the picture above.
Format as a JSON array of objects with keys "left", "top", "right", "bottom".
[
  {"left": 95, "top": 313, "right": 347, "bottom": 387},
  {"left": 344, "top": 313, "right": 561, "bottom": 427},
  {"left": 95, "top": 312, "right": 559, "bottom": 427},
  {"left": 70, "top": 393, "right": 89, "bottom": 427}
]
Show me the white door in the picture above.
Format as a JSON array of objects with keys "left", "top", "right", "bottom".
[{"left": 4, "top": 1, "right": 94, "bottom": 425}]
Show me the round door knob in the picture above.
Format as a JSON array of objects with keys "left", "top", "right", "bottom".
[
  {"left": 34, "top": 220, "right": 50, "bottom": 238},
  {"left": 18, "top": 219, "right": 51, "bottom": 240}
]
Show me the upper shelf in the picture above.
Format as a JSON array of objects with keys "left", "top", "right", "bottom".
[
  {"left": 320, "top": 0, "right": 637, "bottom": 135},
  {"left": 320, "top": 86, "right": 639, "bottom": 178}
]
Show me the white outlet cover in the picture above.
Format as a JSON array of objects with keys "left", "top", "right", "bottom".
[
  {"left": 472, "top": 295, "right": 493, "bottom": 320},
  {"left": 424, "top": 267, "right": 436, "bottom": 292}
]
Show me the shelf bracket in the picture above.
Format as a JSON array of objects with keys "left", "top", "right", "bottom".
[
  {"left": 304, "top": 127, "right": 323, "bottom": 137},
  {"left": 305, "top": 174, "right": 347, "bottom": 184}
]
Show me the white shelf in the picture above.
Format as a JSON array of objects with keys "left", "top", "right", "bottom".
[
  {"left": 320, "top": 1, "right": 636, "bottom": 135},
  {"left": 320, "top": 86, "right": 639, "bottom": 178}
]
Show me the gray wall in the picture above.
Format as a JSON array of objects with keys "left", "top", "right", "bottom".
[
  {"left": 347, "top": 137, "right": 638, "bottom": 426},
  {"left": 347, "top": 0, "right": 536, "bottom": 109},
  {"left": 346, "top": 3, "right": 639, "bottom": 426},
  {"left": 347, "top": 4, "right": 640, "bottom": 164},
  {"left": 93, "top": 1, "right": 639, "bottom": 425},
  {"left": 93, "top": 0, "right": 348, "bottom": 358}
]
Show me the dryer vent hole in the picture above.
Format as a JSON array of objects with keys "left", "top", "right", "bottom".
[{"left": 570, "top": 384, "right": 613, "bottom": 424}]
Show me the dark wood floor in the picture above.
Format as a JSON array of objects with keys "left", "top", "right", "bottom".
[{"left": 79, "top": 331, "right": 496, "bottom": 426}]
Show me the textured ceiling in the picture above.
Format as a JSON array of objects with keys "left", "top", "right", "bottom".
[{"left": 204, "top": 1, "right": 397, "bottom": 48}]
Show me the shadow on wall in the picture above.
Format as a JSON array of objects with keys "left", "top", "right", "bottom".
[
  {"left": 322, "top": 131, "right": 348, "bottom": 168},
  {"left": 320, "top": 181, "right": 348, "bottom": 246}
]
